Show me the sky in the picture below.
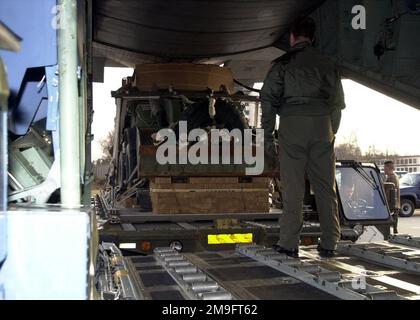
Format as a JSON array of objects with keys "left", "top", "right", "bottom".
[
  {"left": 92, "top": 67, "right": 134, "bottom": 160},
  {"left": 91, "top": 67, "right": 420, "bottom": 161},
  {"left": 338, "top": 80, "right": 420, "bottom": 155}
]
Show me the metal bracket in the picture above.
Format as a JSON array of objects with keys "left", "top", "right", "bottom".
[
  {"left": 45, "top": 65, "right": 59, "bottom": 132},
  {"left": 98, "top": 243, "right": 141, "bottom": 300},
  {"left": 8, "top": 158, "right": 60, "bottom": 204},
  {"left": 154, "top": 247, "right": 233, "bottom": 300}
]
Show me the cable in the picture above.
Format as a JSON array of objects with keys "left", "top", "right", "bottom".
[{"left": 233, "top": 79, "right": 261, "bottom": 93}]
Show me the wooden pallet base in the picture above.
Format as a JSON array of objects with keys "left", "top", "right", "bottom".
[{"left": 150, "top": 177, "right": 269, "bottom": 214}]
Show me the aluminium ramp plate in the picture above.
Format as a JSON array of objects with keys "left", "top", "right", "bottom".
[
  {"left": 129, "top": 255, "right": 187, "bottom": 300},
  {"left": 337, "top": 242, "right": 420, "bottom": 275},
  {"left": 389, "top": 235, "right": 420, "bottom": 249},
  {"left": 236, "top": 244, "right": 404, "bottom": 300},
  {"left": 154, "top": 247, "right": 233, "bottom": 300}
]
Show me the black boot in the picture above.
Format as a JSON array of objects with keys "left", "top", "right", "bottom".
[
  {"left": 317, "top": 244, "right": 336, "bottom": 258},
  {"left": 273, "top": 244, "right": 299, "bottom": 258}
]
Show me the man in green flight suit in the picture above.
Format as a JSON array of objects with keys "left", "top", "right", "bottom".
[
  {"left": 261, "top": 17, "right": 346, "bottom": 258},
  {"left": 384, "top": 160, "right": 400, "bottom": 234}
]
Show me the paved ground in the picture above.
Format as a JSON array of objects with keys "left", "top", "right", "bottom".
[{"left": 398, "top": 210, "right": 420, "bottom": 236}]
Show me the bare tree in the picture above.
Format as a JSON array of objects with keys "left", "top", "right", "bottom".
[
  {"left": 99, "top": 130, "right": 114, "bottom": 161},
  {"left": 335, "top": 142, "right": 362, "bottom": 161},
  {"left": 363, "top": 146, "right": 398, "bottom": 163},
  {"left": 335, "top": 134, "right": 399, "bottom": 163}
]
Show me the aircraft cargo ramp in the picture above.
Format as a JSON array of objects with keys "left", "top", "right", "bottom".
[{"left": 98, "top": 241, "right": 420, "bottom": 300}]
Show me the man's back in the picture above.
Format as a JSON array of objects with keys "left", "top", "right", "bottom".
[
  {"left": 261, "top": 42, "right": 345, "bottom": 134},
  {"left": 281, "top": 47, "right": 342, "bottom": 114}
]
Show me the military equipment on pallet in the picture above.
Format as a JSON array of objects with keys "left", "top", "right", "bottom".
[
  {"left": 105, "top": 63, "right": 276, "bottom": 214},
  {"left": 100, "top": 66, "right": 397, "bottom": 261}
]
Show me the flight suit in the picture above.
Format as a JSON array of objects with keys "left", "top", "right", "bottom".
[
  {"left": 386, "top": 172, "right": 400, "bottom": 233},
  {"left": 261, "top": 41, "right": 346, "bottom": 251}
]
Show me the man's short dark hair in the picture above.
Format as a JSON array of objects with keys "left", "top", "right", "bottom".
[
  {"left": 291, "top": 17, "right": 316, "bottom": 41},
  {"left": 384, "top": 160, "right": 395, "bottom": 170}
]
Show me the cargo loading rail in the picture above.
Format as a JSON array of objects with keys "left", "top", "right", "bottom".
[
  {"left": 337, "top": 242, "right": 420, "bottom": 275},
  {"left": 99, "top": 242, "right": 420, "bottom": 300},
  {"left": 153, "top": 247, "right": 233, "bottom": 300},
  {"left": 236, "top": 244, "right": 404, "bottom": 300},
  {"left": 389, "top": 234, "right": 420, "bottom": 249}
]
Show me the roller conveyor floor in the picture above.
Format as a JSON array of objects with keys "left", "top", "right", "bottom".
[{"left": 113, "top": 242, "right": 420, "bottom": 300}]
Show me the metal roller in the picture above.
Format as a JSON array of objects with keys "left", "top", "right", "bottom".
[
  {"left": 153, "top": 247, "right": 233, "bottom": 300},
  {"left": 200, "top": 291, "right": 232, "bottom": 300},
  {"left": 265, "top": 254, "right": 291, "bottom": 261},
  {"left": 257, "top": 248, "right": 276, "bottom": 254},
  {"left": 182, "top": 273, "right": 207, "bottom": 282},
  {"left": 258, "top": 251, "right": 277, "bottom": 257},
  {"left": 243, "top": 247, "right": 264, "bottom": 254},
  {"left": 158, "top": 252, "right": 180, "bottom": 258},
  {"left": 236, "top": 244, "right": 259, "bottom": 251},
  {"left": 338, "top": 281, "right": 357, "bottom": 289},
  {"left": 164, "top": 256, "right": 185, "bottom": 262},
  {"left": 254, "top": 248, "right": 274, "bottom": 255},
  {"left": 297, "top": 265, "right": 321, "bottom": 274},
  {"left": 175, "top": 266, "right": 197, "bottom": 274},
  {"left": 317, "top": 271, "right": 342, "bottom": 282},
  {"left": 167, "top": 261, "right": 191, "bottom": 268},
  {"left": 280, "top": 260, "right": 303, "bottom": 267},
  {"left": 270, "top": 254, "right": 291, "bottom": 261},
  {"left": 191, "top": 281, "right": 219, "bottom": 292},
  {"left": 154, "top": 247, "right": 174, "bottom": 254},
  {"left": 237, "top": 244, "right": 404, "bottom": 300},
  {"left": 367, "top": 291, "right": 400, "bottom": 300}
]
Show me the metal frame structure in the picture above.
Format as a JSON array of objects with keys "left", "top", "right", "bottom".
[
  {"left": 96, "top": 242, "right": 420, "bottom": 300},
  {"left": 154, "top": 247, "right": 233, "bottom": 300},
  {"left": 0, "top": 57, "right": 8, "bottom": 269},
  {"left": 0, "top": 17, "right": 21, "bottom": 271},
  {"left": 389, "top": 234, "right": 420, "bottom": 249},
  {"left": 58, "top": 0, "right": 81, "bottom": 207},
  {"left": 96, "top": 243, "right": 141, "bottom": 300},
  {"left": 337, "top": 242, "right": 420, "bottom": 275},
  {"left": 0, "top": 0, "right": 93, "bottom": 206},
  {"left": 236, "top": 244, "right": 404, "bottom": 300},
  {"left": 298, "top": 249, "right": 420, "bottom": 298}
]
